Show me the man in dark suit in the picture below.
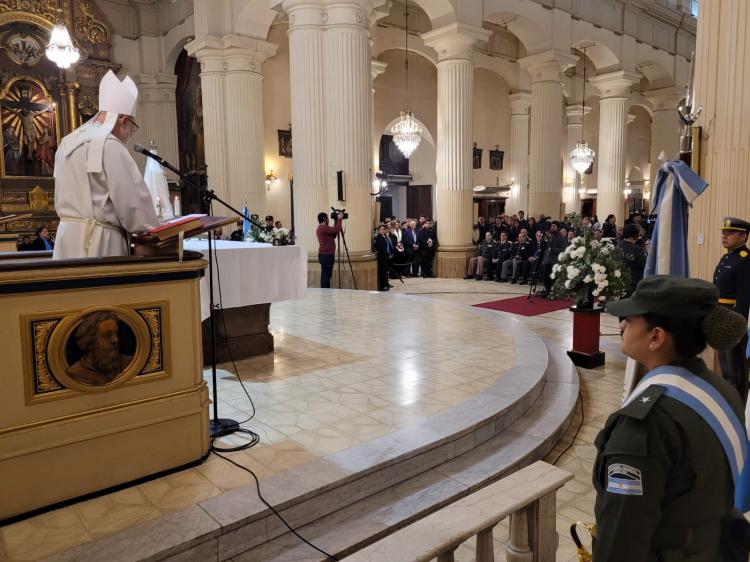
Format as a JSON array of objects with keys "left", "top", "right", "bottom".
[
  {"left": 403, "top": 220, "right": 420, "bottom": 277},
  {"left": 373, "top": 224, "right": 393, "bottom": 291},
  {"left": 417, "top": 219, "right": 437, "bottom": 277}
]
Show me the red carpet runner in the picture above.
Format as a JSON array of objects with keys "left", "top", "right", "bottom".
[{"left": 473, "top": 295, "right": 572, "bottom": 317}]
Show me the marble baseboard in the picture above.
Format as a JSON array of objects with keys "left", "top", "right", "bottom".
[
  {"left": 435, "top": 248, "right": 476, "bottom": 279},
  {"left": 307, "top": 257, "right": 377, "bottom": 291}
]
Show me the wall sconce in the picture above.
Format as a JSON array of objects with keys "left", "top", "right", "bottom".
[
  {"left": 265, "top": 169, "right": 279, "bottom": 190},
  {"left": 623, "top": 188, "right": 632, "bottom": 198}
]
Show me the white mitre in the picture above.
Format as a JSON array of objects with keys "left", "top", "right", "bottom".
[{"left": 55, "top": 70, "right": 140, "bottom": 175}]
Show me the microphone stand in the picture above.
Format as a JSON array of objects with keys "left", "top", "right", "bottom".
[{"left": 136, "top": 145, "right": 263, "bottom": 438}]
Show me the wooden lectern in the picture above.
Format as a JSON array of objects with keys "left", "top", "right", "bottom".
[{"left": 134, "top": 215, "right": 237, "bottom": 259}]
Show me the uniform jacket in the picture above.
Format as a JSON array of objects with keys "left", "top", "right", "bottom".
[
  {"left": 478, "top": 238, "right": 495, "bottom": 259},
  {"left": 494, "top": 240, "right": 513, "bottom": 262},
  {"left": 713, "top": 245, "right": 750, "bottom": 319},
  {"left": 618, "top": 239, "right": 648, "bottom": 287},
  {"left": 593, "top": 357, "right": 744, "bottom": 562},
  {"left": 512, "top": 239, "right": 531, "bottom": 261}
]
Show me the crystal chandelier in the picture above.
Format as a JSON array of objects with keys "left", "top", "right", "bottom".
[
  {"left": 46, "top": 9, "right": 80, "bottom": 69},
  {"left": 571, "top": 141, "right": 595, "bottom": 174},
  {"left": 569, "top": 46, "right": 594, "bottom": 175},
  {"left": 392, "top": 0, "right": 421, "bottom": 158},
  {"left": 392, "top": 110, "right": 421, "bottom": 158}
]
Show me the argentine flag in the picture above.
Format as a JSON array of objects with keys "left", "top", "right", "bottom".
[{"left": 645, "top": 160, "right": 708, "bottom": 277}]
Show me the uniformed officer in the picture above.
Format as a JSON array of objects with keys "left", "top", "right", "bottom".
[
  {"left": 594, "top": 276, "right": 748, "bottom": 562},
  {"left": 713, "top": 217, "right": 750, "bottom": 402}
]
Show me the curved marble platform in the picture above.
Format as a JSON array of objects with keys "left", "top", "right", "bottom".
[{"left": 27, "top": 290, "right": 578, "bottom": 562}]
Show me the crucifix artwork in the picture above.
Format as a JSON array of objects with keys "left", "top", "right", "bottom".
[{"left": 0, "top": 78, "right": 58, "bottom": 178}]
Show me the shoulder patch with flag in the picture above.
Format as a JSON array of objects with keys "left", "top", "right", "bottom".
[{"left": 607, "top": 463, "right": 643, "bottom": 496}]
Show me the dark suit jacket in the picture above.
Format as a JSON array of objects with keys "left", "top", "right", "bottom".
[
  {"left": 374, "top": 234, "right": 393, "bottom": 259},
  {"left": 403, "top": 228, "right": 418, "bottom": 250},
  {"left": 31, "top": 237, "right": 53, "bottom": 251},
  {"left": 417, "top": 228, "right": 437, "bottom": 252}
]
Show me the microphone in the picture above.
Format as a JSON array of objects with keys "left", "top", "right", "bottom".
[{"left": 133, "top": 143, "right": 163, "bottom": 164}]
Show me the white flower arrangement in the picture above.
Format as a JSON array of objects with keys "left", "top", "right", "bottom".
[
  {"left": 272, "top": 227, "right": 291, "bottom": 246},
  {"left": 551, "top": 229, "right": 630, "bottom": 308}
]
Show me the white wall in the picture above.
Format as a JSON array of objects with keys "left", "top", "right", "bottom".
[{"left": 472, "top": 68, "right": 511, "bottom": 189}]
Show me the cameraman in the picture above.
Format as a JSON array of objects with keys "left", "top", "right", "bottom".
[{"left": 317, "top": 211, "right": 343, "bottom": 288}]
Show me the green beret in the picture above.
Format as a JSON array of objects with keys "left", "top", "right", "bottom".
[{"left": 606, "top": 275, "right": 719, "bottom": 320}]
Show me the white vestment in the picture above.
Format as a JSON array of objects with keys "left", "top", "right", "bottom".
[{"left": 53, "top": 134, "right": 159, "bottom": 259}]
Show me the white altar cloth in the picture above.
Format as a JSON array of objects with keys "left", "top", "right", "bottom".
[{"left": 184, "top": 239, "right": 307, "bottom": 320}]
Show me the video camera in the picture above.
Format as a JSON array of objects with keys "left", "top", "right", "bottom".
[{"left": 331, "top": 207, "right": 348, "bottom": 220}]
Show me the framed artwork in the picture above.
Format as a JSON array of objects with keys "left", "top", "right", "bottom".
[
  {"left": 278, "top": 129, "right": 292, "bottom": 158},
  {"left": 21, "top": 303, "right": 170, "bottom": 402},
  {"left": 0, "top": 77, "right": 60, "bottom": 179},
  {"left": 489, "top": 147, "right": 504, "bottom": 171},
  {"left": 473, "top": 143, "right": 482, "bottom": 169}
]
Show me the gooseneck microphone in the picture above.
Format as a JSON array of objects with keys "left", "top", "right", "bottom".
[{"left": 133, "top": 143, "right": 164, "bottom": 164}]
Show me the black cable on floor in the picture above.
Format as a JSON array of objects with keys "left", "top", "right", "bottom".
[
  {"left": 211, "top": 449, "right": 339, "bottom": 561},
  {"left": 209, "top": 240, "right": 338, "bottom": 560},
  {"left": 552, "top": 391, "right": 585, "bottom": 466}
]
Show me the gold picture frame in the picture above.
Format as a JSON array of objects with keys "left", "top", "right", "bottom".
[
  {"left": 0, "top": 76, "right": 61, "bottom": 179},
  {"left": 21, "top": 301, "right": 171, "bottom": 404}
]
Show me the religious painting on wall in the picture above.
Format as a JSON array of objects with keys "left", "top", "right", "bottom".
[
  {"left": 489, "top": 147, "right": 504, "bottom": 170},
  {"left": 21, "top": 303, "right": 170, "bottom": 401},
  {"left": 278, "top": 129, "right": 292, "bottom": 158},
  {"left": 473, "top": 143, "right": 482, "bottom": 169},
  {"left": 0, "top": 77, "right": 59, "bottom": 178},
  {"left": 175, "top": 49, "right": 206, "bottom": 214}
]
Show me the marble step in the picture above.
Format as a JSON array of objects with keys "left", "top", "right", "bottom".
[
  {"left": 228, "top": 339, "right": 579, "bottom": 562},
  {"left": 45, "top": 325, "right": 574, "bottom": 562}
]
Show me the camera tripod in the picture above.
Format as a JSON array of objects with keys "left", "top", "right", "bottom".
[{"left": 336, "top": 224, "right": 358, "bottom": 290}]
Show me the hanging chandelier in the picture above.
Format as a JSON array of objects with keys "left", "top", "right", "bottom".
[
  {"left": 569, "top": 46, "right": 594, "bottom": 175},
  {"left": 391, "top": 0, "right": 422, "bottom": 158},
  {"left": 46, "top": 8, "right": 80, "bottom": 69}
]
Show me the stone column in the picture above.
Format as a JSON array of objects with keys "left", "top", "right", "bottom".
[
  {"left": 564, "top": 104, "right": 589, "bottom": 214},
  {"left": 507, "top": 92, "right": 530, "bottom": 216},
  {"left": 590, "top": 71, "right": 640, "bottom": 225},
  {"left": 423, "top": 23, "right": 490, "bottom": 278},
  {"left": 186, "top": 37, "right": 230, "bottom": 212},
  {"left": 520, "top": 50, "right": 577, "bottom": 219},
  {"left": 223, "top": 36, "right": 277, "bottom": 216},
  {"left": 134, "top": 73, "right": 180, "bottom": 181},
  {"left": 689, "top": 0, "right": 750, "bottom": 280},
  {"left": 645, "top": 87, "right": 682, "bottom": 180},
  {"left": 283, "top": 1, "right": 328, "bottom": 261},
  {"left": 371, "top": 60, "right": 387, "bottom": 175},
  {"left": 60, "top": 82, "right": 80, "bottom": 133}
]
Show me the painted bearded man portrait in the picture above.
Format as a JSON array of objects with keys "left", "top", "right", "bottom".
[{"left": 66, "top": 311, "right": 134, "bottom": 385}]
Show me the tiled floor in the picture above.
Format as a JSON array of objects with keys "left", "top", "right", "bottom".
[
  {"left": 1, "top": 284, "right": 530, "bottom": 561},
  {"left": 389, "top": 277, "right": 626, "bottom": 561},
  {"left": 0, "top": 278, "right": 628, "bottom": 561}
]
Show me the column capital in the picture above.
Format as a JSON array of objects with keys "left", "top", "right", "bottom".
[
  {"left": 186, "top": 34, "right": 278, "bottom": 74},
  {"left": 566, "top": 104, "right": 591, "bottom": 124},
  {"left": 277, "top": 0, "right": 386, "bottom": 30},
  {"left": 589, "top": 70, "right": 641, "bottom": 99},
  {"left": 509, "top": 91, "right": 531, "bottom": 115},
  {"left": 422, "top": 23, "right": 491, "bottom": 62},
  {"left": 371, "top": 59, "right": 387, "bottom": 82},
  {"left": 519, "top": 49, "right": 577, "bottom": 83},
  {"left": 645, "top": 86, "right": 683, "bottom": 112}
]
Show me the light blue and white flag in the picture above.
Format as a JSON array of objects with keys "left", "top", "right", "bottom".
[
  {"left": 644, "top": 160, "right": 709, "bottom": 277},
  {"left": 623, "top": 160, "right": 711, "bottom": 403},
  {"left": 242, "top": 206, "right": 251, "bottom": 237}
]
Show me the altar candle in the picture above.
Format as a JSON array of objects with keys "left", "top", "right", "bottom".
[
  {"left": 156, "top": 196, "right": 162, "bottom": 219},
  {"left": 173, "top": 196, "right": 181, "bottom": 216}
]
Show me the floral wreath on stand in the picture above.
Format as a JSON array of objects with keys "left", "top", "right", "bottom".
[{"left": 550, "top": 228, "right": 630, "bottom": 308}]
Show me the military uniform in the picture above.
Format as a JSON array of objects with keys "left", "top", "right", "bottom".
[
  {"left": 593, "top": 357, "right": 743, "bottom": 562},
  {"left": 712, "top": 217, "right": 750, "bottom": 402},
  {"left": 594, "top": 277, "right": 746, "bottom": 562}
]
